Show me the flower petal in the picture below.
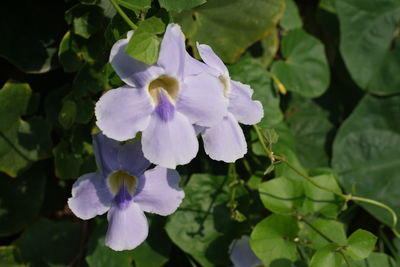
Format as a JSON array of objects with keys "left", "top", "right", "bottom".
[
  {"left": 118, "top": 141, "right": 151, "bottom": 176},
  {"left": 202, "top": 113, "right": 247, "bottom": 162},
  {"left": 95, "top": 86, "right": 153, "bottom": 141},
  {"left": 93, "top": 132, "right": 120, "bottom": 175},
  {"left": 68, "top": 173, "right": 112, "bottom": 220},
  {"left": 197, "top": 43, "right": 229, "bottom": 76},
  {"left": 142, "top": 111, "right": 198, "bottom": 168},
  {"left": 177, "top": 72, "right": 227, "bottom": 127},
  {"left": 229, "top": 80, "right": 264, "bottom": 125},
  {"left": 157, "top": 24, "right": 185, "bottom": 78},
  {"left": 184, "top": 52, "right": 211, "bottom": 76},
  {"left": 134, "top": 166, "right": 184, "bottom": 216},
  {"left": 229, "top": 236, "right": 262, "bottom": 267},
  {"left": 110, "top": 31, "right": 164, "bottom": 87},
  {"left": 105, "top": 202, "right": 148, "bottom": 251}
]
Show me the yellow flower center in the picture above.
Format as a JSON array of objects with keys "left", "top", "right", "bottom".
[
  {"left": 219, "top": 75, "right": 231, "bottom": 98},
  {"left": 148, "top": 75, "right": 179, "bottom": 105},
  {"left": 107, "top": 170, "right": 137, "bottom": 196}
]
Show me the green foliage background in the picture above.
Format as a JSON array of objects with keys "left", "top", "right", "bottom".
[{"left": 0, "top": 0, "right": 400, "bottom": 266}]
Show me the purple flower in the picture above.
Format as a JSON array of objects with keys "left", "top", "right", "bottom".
[
  {"left": 195, "top": 44, "right": 264, "bottom": 162},
  {"left": 230, "top": 236, "right": 263, "bottom": 267},
  {"left": 95, "top": 24, "right": 227, "bottom": 168},
  {"left": 68, "top": 133, "right": 184, "bottom": 251}
]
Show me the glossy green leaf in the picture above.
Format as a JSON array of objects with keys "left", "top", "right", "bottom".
[
  {"left": 0, "top": 168, "right": 45, "bottom": 237},
  {"left": 344, "top": 229, "right": 377, "bottom": 261},
  {"left": 174, "top": 0, "right": 285, "bottom": 63},
  {"left": 250, "top": 214, "right": 298, "bottom": 265},
  {"left": 0, "top": 81, "right": 52, "bottom": 177},
  {"left": 259, "top": 28, "right": 279, "bottom": 67},
  {"left": 259, "top": 177, "right": 304, "bottom": 214},
  {"left": 165, "top": 173, "right": 241, "bottom": 267},
  {"left": 0, "top": 1, "right": 64, "bottom": 73},
  {"left": 229, "top": 56, "right": 283, "bottom": 128},
  {"left": 14, "top": 219, "right": 81, "bottom": 267},
  {"left": 0, "top": 246, "right": 26, "bottom": 267},
  {"left": 303, "top": 174, "right": 342, "bottom": 217},
  {"left": 310, "top": 244, "right": 343, "bottom": 267},
  {"left": 159, "top": 0, "right": 205, "bottom": 11},
  {"left": 125, "top": 17, "right": 165, "bottom": 64},
  {"left": 286, "top": 96, "right": 334, "bottom": 168},
  {"left": 305, "top": 218, "right": 347, "bottom": 249},
  {"left": 271, "top": 29, "right": 330, "bottom": 98},
  {"left": 336, "top": 0, "right": 400, "bottom": 95},
  {"left": 280, "top": 0, "right": 303, "bottom": 30},
  {"left": 332, "top": 94, "right": 400, "bottom": 229}
]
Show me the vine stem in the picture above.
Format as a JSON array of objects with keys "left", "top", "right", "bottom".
[
  {"left": 108, "top": 0, "right": 138, "bottom": 30},
  {"left": 253, "top": 124, "right": 400, "bottom": 239}
]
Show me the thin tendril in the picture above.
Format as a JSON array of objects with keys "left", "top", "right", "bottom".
[{"left": 108, "top": 0, "right": 138, "bottom": 30}]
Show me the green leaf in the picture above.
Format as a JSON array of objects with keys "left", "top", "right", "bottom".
[
  {"left": 72, "top": 63, "right": 109, "bottom": 97},
  {"left": 0, "top": 167, "right": 45, "bottom": 236},
  {"left": 0, "top": 1, "right": 64, "bottom": 73},
  {"left": 14, "top": 219, "right": 81, "bottom": 267},
  {"left": 165, "top": 173, "right": 241, "bottom": 267},
  {"left": 344, "top": 229, "right": 377, "bottom": 261},
  {"left": 305, "top": 218, "right": 347, "bottom": 249},
  {"left": 271, "top": 29, "right": 330, "bottom": 98},
  {"left": 336, "top": 0, "right": 400, "bottom": 95},
  {"left": 310, "top": 244, "right": 343, "bottom": 267},
  {"left": 174, "top": 0, "right": 285, "bottom": 63},
  {"left": 258, "top": 177, "right": 304, "bottom": 214},
  {"left": 332, "top": 94, "right": 400, "bottom": 229},
  {"left": 58, "top": 100, "right": 78, "bottom": 129},
  {"left": 285, "top": 95, "right": 334, "bottom": 168},
  {"left": 120, "top": 0, "right": 151, "bottom": 10},
  {"left": 250, "top": 214, "right": 299, "bottom": 266},
  {"left": 65, "top": 4, "right": 105, "bottom": 39},
  {"left": 159, "top": 0, "right": 205, "bottom": 11},
  {"left": 229, "top": 56, "right": 283, "bottom": 128},
  {"left": 53, "top": 141, "right": 84, "bottom": 180},
  {"left": 303, "top": 174, "right": 342, "bottom": 217},
  {"left": 58, "top": 31, "right": 84, "bottom": 72},
  {"left": 350, "top": 252, "right": 397, "bottom": 267},
  {"left": 0, "top": 246, "right": 26, "bottom": 267},
  {"left": 0, "top": 81, "right": 52, "bottom": 177},
  {"left": 280, "top": 0, "right": 303, "bottom": 30},
  {"left": 125, "top": 17, "right": 166, "bottom": 64}
]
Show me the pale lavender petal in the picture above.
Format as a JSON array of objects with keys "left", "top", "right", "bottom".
[
  {"left": 229, "top": 80, "right": 263, "bottom": 125},
  {"left": 95, "top": 86, "right": 153, "bottom": 141},
  {"left": 184, "top": 52, "right": 211, "bottom": 76},
  {"left": 142, "top": 111, "right": 198, "bottom": 168},
  {"left": 118, "top": 141, "right": 150, "bottom": 176},
  {"left": 194, "top": 125, "right": 205, "bottom": 135},
  {"left": 177, "top": 72, "right": 227, "bottom": 127},
  {"left": 68, "top": 173, "right": 112, "bottom": 220},
  {"left": 158, "top": 24, "right": 185, "bottom": 78},
  {"left": 230, "top": 236, "right": 262, "bottom": 267},
  {"left": 202, "top": 113, "right": 247, "bottom": 162},
  {"left": 197, "top": 43, "right": 229, "bottom": 76},
  {"left": 109, "top": 31, "right": 164, "bottom": 87},
  {"left": 105, "top": 202, "right": 148, "bottom": 251},
  {"left": 134, "top": 166, "right": 184, "bottom": 216},
  {"left": 93, "top": 132, "right": 120, "bottom": 175}
]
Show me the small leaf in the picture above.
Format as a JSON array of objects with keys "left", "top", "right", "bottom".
[
  {"left": 0, "top": 246, "right": 26, "bottom": 267},
  {"left": 310, "top": 244, "right": 343, "bottom": 267},
  {"left": 305, "top": 218, "right": 347, "bottom": 249},
  {"left": 65, "top": 4, "right": 105, "bottom": 39},
  {"left": 262, "top": 128, "right": 279, "bottom": 144},
  {"left": 271, "top": 29, "right": 330, "bottom": 98},
  {"left": 58, "top": 100, "right": 78, "bottom": 129},
  {"left": 258, "top": 177, "right": 304, "bottom": 214},
  {"left": 345, "top": 229, "right": 377, "bottom": 261},
  {"left": 250, "top": 214, "right": 299, "bottom": 265},
  {"left": 125, "top": 17, "right": 165, "bottom": 64}
]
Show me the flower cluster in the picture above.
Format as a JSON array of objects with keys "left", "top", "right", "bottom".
[{"left": 68, "top": 24, "right": 263, "bottom": 251}]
